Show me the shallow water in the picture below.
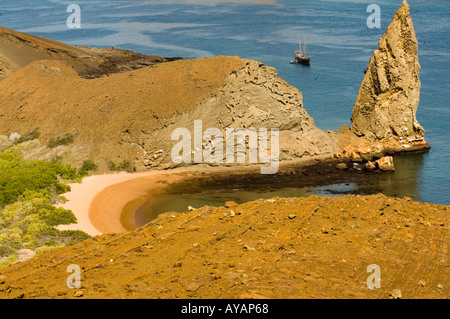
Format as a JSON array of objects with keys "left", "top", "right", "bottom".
[
  {"left": 2, "top": 0, "right": 449, "bottom": 206},
  {"left": 135, "top": 153, "right": 430, "bottom": 226}
]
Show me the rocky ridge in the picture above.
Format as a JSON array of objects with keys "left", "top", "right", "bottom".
[
  {"left": 0, "top": 55, "right": 338, "bottom": 172},
  {"left": 0, "top": 26, "right": 176, "bottom": 81}
]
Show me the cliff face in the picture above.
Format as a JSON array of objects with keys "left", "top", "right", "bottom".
[
  {"left": 351, "top": 1, "right": 426, "bottom": 146},
  {"left": 132, "top": 58, "right": 337, "bottom": 170}
]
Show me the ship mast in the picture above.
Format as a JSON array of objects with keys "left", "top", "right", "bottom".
[{"left": 303, "top": 36, "right": 307, "bottom": 57}]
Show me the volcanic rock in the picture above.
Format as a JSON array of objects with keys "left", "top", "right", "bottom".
[
  {"left": 0, "top": 55, "right": 337, "bottom": 172},
  {"left": 0, "top": 194, "right": 447, "bottom": 299},
  {"left": 376, "top": 156, "right": 395, "bottom": 171},
  {"left": 364, "top": 161, "right": 377, "bottom": 172},
  {"left": 351, "top": 1, "right": 426, "bottom": 144},
  {"left": 0, "top": 26, "right": 173, "bottom": 81}
]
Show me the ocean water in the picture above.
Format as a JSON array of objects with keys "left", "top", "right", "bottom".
[{"left": 1, "top": 0, "right": 449, "bottom": 205}]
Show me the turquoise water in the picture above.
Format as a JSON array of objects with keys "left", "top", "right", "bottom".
[{"left": 1, "top": 0, "right": 449, "bottom": 205}]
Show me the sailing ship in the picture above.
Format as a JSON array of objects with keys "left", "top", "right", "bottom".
[{"left": 290, "top": 37, "right": 311, "bottom": 65}]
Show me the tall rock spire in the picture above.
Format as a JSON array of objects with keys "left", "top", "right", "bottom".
[{"left": 351, "top": 0, "right": 425, "bottom": 143}]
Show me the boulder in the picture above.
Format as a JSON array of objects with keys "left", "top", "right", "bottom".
[
  {"left": 364, "top": 161, "right": 377, "bottom": 172},
  {"left": 357, "top": 147, "right": 374, "bottom": 161},
  {"left": 376, "top": 156, "right": 395, "bottom": 171},
  {"left": 350, "top": 151, "right": 363, "bottom": 162}
]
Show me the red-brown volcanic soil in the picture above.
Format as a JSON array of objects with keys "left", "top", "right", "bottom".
[{"left": 0, "top": 194, "right": 447, "bottom": 299}]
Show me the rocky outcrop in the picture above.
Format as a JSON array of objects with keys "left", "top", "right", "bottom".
[
  {"left": 351, "top": 1, "right": 426, "bottom": 146},
  {"left": 330, "top": 0, "right": 430, "bottom": 172},
  {"left": 137, "top": 58, "right": 337, "bottom": 170}
]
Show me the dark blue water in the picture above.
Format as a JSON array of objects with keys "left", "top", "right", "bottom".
[{"left": 1, "top": 0, "right": 449, "bottom": 205}]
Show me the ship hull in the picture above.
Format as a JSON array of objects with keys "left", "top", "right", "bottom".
[{"left": 296, "top": 56, "right": 310, "bottom": 65}]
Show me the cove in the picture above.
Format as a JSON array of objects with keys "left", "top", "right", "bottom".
[{"left": 134, "top": 153, "right": 427, "bottom": 227}]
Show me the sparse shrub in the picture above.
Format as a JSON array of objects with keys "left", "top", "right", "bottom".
[
  {"left": 35, "top": 245, "right": 63, "bottom": 256},
  {"left": 38, "top": 64, "right": 61, "bottom": 75},
  {"left": 58, "top": 230, "right": 91, "bottom": 245},
  {"left": 24, "top": 241, "right": 36, "bottom": 250},
  {"left": 107, "top": 159, "right": 136, "bottom": 173},
  {"left": 118, "top": 160, "right": 136, "bottom": 172},
  {"left": 39, "top": 206, "right": 77, "bottom": 226},
  {"left": 47, "top": 133, "right": 75, "bottom": 148},
  {"left": 106, "top": 159, "right": 117, "bottom": 171},
  {"left": 0, "top": 255, "right": 18, "bottom": 269},
  {"left": 13, "top": 128, "right": 40, "bottom": 145},
  {"left": 78, "top": 160, "right": 98, "bottom": 177},
  {"left": 0, "top": 245, "right": 16, "bottom": 258}
]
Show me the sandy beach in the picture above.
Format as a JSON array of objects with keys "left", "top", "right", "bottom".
[
  {"left": 56, "top": 169, "right": 194, "bottom": 236},
  {"left": 54, "top": 158, "right": 328, "bottom": 237}
]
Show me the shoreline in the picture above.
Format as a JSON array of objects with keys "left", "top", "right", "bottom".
[
  {"left": 55, "top": 151, "right": 430, "bottom": 237},
  {"left": 55, "top": 158, "right": 326, "bottom": 236},
  {"left": 56, "top": 168, "right": 196, "bottom": 236}
]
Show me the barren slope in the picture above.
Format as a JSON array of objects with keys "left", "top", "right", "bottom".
[
  {"left": 0, "top": 25, "right": 174, "bottom": 81},
  {"left": 0, "top": 194, "right": 447, "bottom": 299}
]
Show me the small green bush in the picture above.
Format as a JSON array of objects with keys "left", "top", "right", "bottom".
[
  {"left": 38, "top": 207, "right": 77, "bottom": 226},
  {"left": 35, "top": 245, "right": 63, "bottom": 256},
  {"left": 0, "top": 255, "right": 18, "bottom": 269},
  {"left": 13, "top": 128, "right": 40, "bottom": 145},
  {"left": 78, "top": 160, "right": 98, "bottom": 177},
  {"left": 47, "top": 133, "right": 75, "bottom": 148},
  {"left": 58, "top": 230, "right": 91, "bottom": 245},
  {"left": 107, "top": 159, "right": 136, "bottom": 173},
  {"left": 0, "top": 245, "right": 16, "bottom": 257}
]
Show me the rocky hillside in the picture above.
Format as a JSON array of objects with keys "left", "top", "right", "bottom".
[
  {"left": 0, "top": 194, "right": 447, "bottom": 299},
  {"left": 0, "top": 54, "right": 337, "bottom": 172},
  {"left": 0, "top": 26, "right": 176, "bottom": 81}
]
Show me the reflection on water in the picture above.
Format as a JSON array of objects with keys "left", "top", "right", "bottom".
[
  {"left": 356, "top": 153, "right": 425, "bottom": 200},
  {"left": 135, "top": 153, "right": 426, "bottom": 227}
]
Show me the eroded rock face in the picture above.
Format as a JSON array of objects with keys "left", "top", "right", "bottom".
[
  {"left": 351, "top": 0, "right": 425, "bottom": 143},
  {"left": 137, "top": 59, "right": 338, "bottom": 170}
]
